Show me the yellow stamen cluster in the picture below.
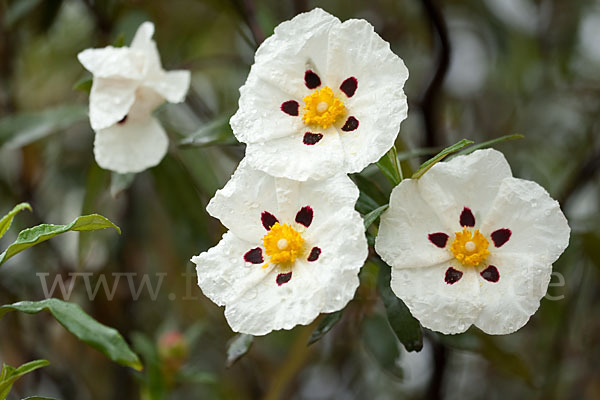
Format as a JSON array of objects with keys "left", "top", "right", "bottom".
[
  {"left": 302, "top": 86, "right": 346, "bottom": 129},
  {"left": 262, "top": 223, "right": 305, "bottom": 266},
  {"left": 450, "top": 228, "right": 490, "bottom": 267}
]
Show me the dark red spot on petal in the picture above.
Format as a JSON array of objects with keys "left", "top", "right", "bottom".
[
  {"left": 491, "top": 228, "right": 511, "bottom": 248},
  {"left": 340, "top": 77, "right": 358, "bottom": 97},
  {"left": 261, "top": 211, "right": 278, "bottom": 231},
  {"left": 304, "top": 70, "right": 321, "bottom": 89},
  {"left": 276, "top": 272, "right": 292, "bottom": 286},
  {"left": 244, "top": 248, "right": 263, "bottom": 264},
  {"left": 303, "top": 132, "right": 323, "bottom": 145},
  {"left": 341, "top": 116, "right": 359, "bottom": 132},
  {"left": 481, "top": 265, "right": 500, "bottom": 282},
  {"left": 428, "top": 232, "right": 449, "bottom": 248},
  {"left": 444, "top": 267, "right": 463, "bottom": 284},
  {"left": 281, "top": 100, "right": 299, "bottom": 116},
  {"left": 459, "top": 207, "right": 476, "bottom": 227},
  {"left": 118, "top": 115, "right": 128, "bottom": 124},
  {"left": 307, "top": 247, "right": 321, "bottom": 261},
  {"left": 295, "top": 206, "right": 313, "bottom": 227}
]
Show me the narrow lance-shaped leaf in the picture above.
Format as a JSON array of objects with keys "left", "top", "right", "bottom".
[
  {"left": 377, "top": 259, "right": 423, "bottom": 352},
  {"left": 412, "top": 139, "right": 474, "bottom": 179},
  {"left": 363, "top": 205, "right": 389, "bottom": 231},
  {"left": 0, "top": 203, "right": 32, "bottom": 239},
  {"left": 376, "top": 145, "right": 403, "bottom": 185},
  {"left": 307, "top": 310, "right": 343, "bottom": 345},
  {"left": 0, "top": 214, "right": 121, "bottom": 266},
  {"left": 361, "top": 314, "right": 403, "bottom": 378},
  {"left": 454, "top": 134, "right": 524, "bottom": 157},
  {"left": 0, "top": 299, "right": 142, "bottom": 371},
  {"left": 226, "top": 334, "right": 253, "bottom": 367},
  {"left": 0, "top": 359, "right": 49, "bottom": 400}
]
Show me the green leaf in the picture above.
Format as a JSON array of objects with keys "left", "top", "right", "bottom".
[
  {"left": 0, "top": 105, "right": 88, "bottom": 149},
  {"left": 73, "top": 76, "right": 93, "bottom": 93},
  {"left": 0, "top": 299, "right": 142, "bottom": 371},
  {"left": 21, "top": 397, "right": 57, "bottom": 400},
  {"left": 412, "top": 139, "right": 474, "bottom": 179},
  {"left": 376, "top": 146, "right": 403, "bottom": 185},
  {"left": 179, "top": 116, "right": 237, "bottom": 148},
  {"left": 0, "top": 203, "right": 32, "bottom": 239},
  {"left": 307, "top": 310, "right": 343, "bottom": 345},
  {"left": 377, "top": 260, "right": 423, "bottom": 352},
  {"left": 363, "top": 205, "right": 389, "bottom": 231},
  {"left": 0, "top": 359, "right": 49, "bottom": 400},
  {"left": 226, "top": 334, "right": 253, "bottom": 367},
  {"left": 0, "top": 214, "right": 120, "bottom": 266},
  {"left": 361, "top": 314, "right": 403, "bottom": 378},
  {"left": 455, "top": 134, "right": 524, "bottom": 157}
]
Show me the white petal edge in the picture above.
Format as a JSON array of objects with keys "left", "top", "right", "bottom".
[
  {"left": 391, "top": 263, "right": 482, "bottom": 335},
  {"left": 474, "top": 253, "right": 553, "bottom": 334},
  {"left": 144, "top": 70, "right": 191, "bottom": 104},
  {"left": 418, "top": 149, "right": 513, "bottom": 232},
  {"left": 77, "top": 47, "right": 145, "bottom": 80},
  {"left": 192, "top": 231, "right": 272, "bottom": 309},
  {"left": 375, "top": 179, "right": 453, "bottom": 269},
  {"left": 93, "top": 115, "right": 168, "bottom": 173},
  {"left": 206, "top": 160, "right": 280, "bottom": 243},
  {"left": 480, "top": 177, "right": 570, "bottom": 263},
  {"left": 89, "top": 78, "right": 138, "bottom": 130},
  {"left": 326, "top": 18, "right": 409, "bottom": 173},
  {"left": 244, "top": 128, "right": 346, "bottom": 181}
]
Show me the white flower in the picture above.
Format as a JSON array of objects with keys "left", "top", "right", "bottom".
[
  {"left": 375, "top": 149, "right": 570, "bottom": 335},
  {"left": 191, "top": 161, "right": 368, "bottom": 335},
  {"left": 78, "top": 22, "right": 191, "bottom": 173},
  {"left": 230, "top": 8, "right": 409, "bottom": 181}
]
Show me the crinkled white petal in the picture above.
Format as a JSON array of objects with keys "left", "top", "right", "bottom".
[
  {"left": 326, "top": 18, "right": 409, "bottom": 173},
  {"left": 418, "top": 149, "right": 512, "bottom": 231},
  {"left": 197, "top": 171, "right": 367, "bottom": 335},
  {"left": 192, "top": 231, "right": 272, "bottom": 308},
  {"left": 230, "top": 75, "right": 305, "bottom": 144},
  {"left": 375, "top": 179, "right": 453, "bottom": 269},
  {"left": 474, "top": 253, "right": 553, "bottom": 334},
  {"left": 206, "top": 160, "right": 280, "bottom": 243},
  {"left": 88, "top": 78, "right": 138, "bottom": 130},
  {"left": 480, "top": 177, "right": 570, "bottom": 262},
  {"left": 294, "top": 173, "right": 360, "bottom": 232},
  {"left": 231, "top": 8, "right": 408, "bottom": 179},
  {"left": 245, "top": 128, "right": 345, "bottom": 181},
  {"left": 77, "top": 47, "right": 145, "bottom": 80},
  {"left": 391, "top": 263, "right": 482, "bottom": 335},
  {"left": 224, "top": 206, "right": 366, "bottom": 335},
  {"left": 249, "top": 8, "right": 339, "bottom": 97},
  {"left": 93, "top": 115, "right": 168, "bottom": 173},
  {"left": 144, "top": 70, "right": 191, "bottom": 104},
  {"left": 130, "top": 21, "right": 163, "bottom": 76}
]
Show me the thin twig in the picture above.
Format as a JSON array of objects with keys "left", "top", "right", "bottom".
[
  {"left": 420, "top": 0, "right": 451, "bottom": 148},
  {"left": 230, "top": 0, "right": 266, "bottom": 47}
]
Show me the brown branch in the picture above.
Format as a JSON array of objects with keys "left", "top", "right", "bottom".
[{"left": 420, "top": 0, "right": 451, "bottom": 148}]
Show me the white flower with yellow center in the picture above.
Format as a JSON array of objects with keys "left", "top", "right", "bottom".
[
  {"left": 375, "top": 149, "right": 570, "bottom": 335},
  {"left": 191, "top": 161, "right": 368, "bottom": 335},
  {"left": 230, "top": 8, "right": 409, "bottom": 181},
  {"left": 77, "top": 22, "right": 190, "bottom": 173}
]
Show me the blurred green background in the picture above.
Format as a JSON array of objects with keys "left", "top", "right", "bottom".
[{"left": 0, "top": 0, "right": 599, "bottom": 399}]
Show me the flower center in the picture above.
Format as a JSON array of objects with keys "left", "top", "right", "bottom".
[
  {"left": 262, "top": 222, "right": 305, "bottom": 266},
  {"left": 302, "top": 86, "right": 346, "bottom": 129},
  {"left": 450, "top": 228, "right": 490, "bottom": 267}
]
